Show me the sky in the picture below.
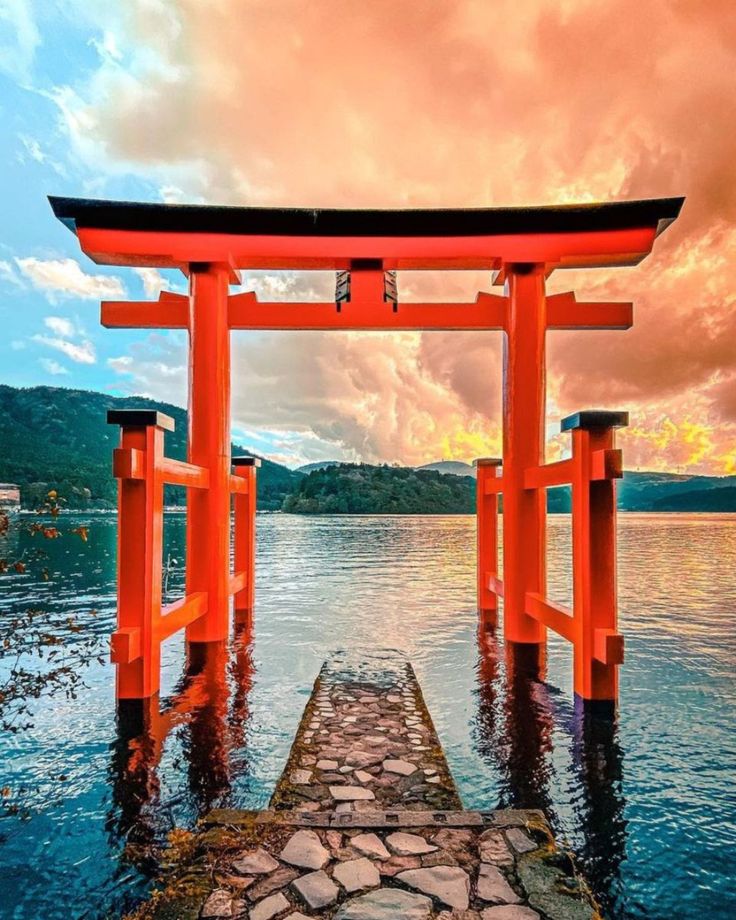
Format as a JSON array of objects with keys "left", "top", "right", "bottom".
[{"left": 0, "top": 0, "right": 734, "bottom": 472}]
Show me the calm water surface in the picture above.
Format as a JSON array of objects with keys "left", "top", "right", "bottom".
[{"left": 1, "top": 513, "right": 735, "bottom": 919}]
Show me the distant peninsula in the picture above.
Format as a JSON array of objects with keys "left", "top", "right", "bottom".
[
  {"left": 2, "top": 385, "right": 736, "bottom": 514},
  {"left": 283, "top": 463, "right": 474, "bottom": 514}
]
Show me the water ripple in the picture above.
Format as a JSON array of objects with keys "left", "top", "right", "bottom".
[{"left": 0, "top": 513, "right": 735, "bottom": 918}]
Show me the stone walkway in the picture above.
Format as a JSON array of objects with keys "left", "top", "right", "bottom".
[
  {"left": 133, "top": 651, "right": 599, "bottom": 920},
  {"left": 270, "top": 650, "right": 462, "bottom": 815}
]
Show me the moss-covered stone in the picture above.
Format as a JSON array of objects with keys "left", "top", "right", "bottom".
[{"left": 517, "top": 851, "right": 598, "bottom": 920}]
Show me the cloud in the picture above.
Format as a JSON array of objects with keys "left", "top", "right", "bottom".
[
  {"left": 44, "top": 315, "right": 76, "bottom": 338},
  {"left": 15, "top": 257, "right": 125, "bottom": 302},
  {"left": 42, "top": 0, "right": 736, "bottom": 472},
  {"left": 16, "top": 134, "right": 68, "bottom": 177},
  {"left": 89, "top": 30, "right": 123, "bottom": 63},
  {"left": 39, "top": 358, "right": 69, "bottom": 376},
  {"left": 32, "top": 311, "right": 96, "bottom": 364},
  {"left": 0, "top": 0, "right": 40, "bottom": 83},
  {"left": 33, "top": 334, "right": 96, "bottom": 364},
  {"left": 107, "top": 329, "right": 504, "bottom": 466},
  {"left": 0, "top": 259, "right": 24, "bottom": 288},
  {"left": 52, "top": 1, "right": 735, "bottom": 216},
  {"left": 132, "top": 267, "right": 170, "bottom": 299}
]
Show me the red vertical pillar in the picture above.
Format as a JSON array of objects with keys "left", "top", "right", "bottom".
[
  {"left": 566, "top": 411, "right": 627, "bottom": 702},
  {"left": 502, "top": 264, "right": 546, "bottom": 646},
  {"left": 186, "top": 264, "right": 232, "bottom": 643},
  {"left": 232, "top": 456, "right": 260, "bottom": 623},
  {"left": 108, "top": 410, "right": 173, "bottom": 699},
  {"left": 475, "top": 457, "right": 502, "bottom": 629}
]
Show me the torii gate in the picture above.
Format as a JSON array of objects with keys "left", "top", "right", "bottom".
[{"left": 50, "top": 195, "right": 683, "bottom": 706}]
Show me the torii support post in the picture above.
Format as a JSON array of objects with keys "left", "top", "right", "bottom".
[
  {"left": 496, "top": 409, "right": 628, "bottom": 706},
  {"left": 108, "top": 408, "right": 255, "bottom": 699},
  {"left": 565, "top": 411, "right": 628, "bottom": 703},
  {"left": 232, "top": 456, "right": 260, "bottom": 623},
  {"left": 475, "top": 457, "right": 502, "bottom": 630},
  {"left": 186, "top": 264, "right": 232, "bottom": 644},
  {"left": 109, "top": 410, "right": 171, "bottom": 699},
  {"left": 502, "top": 265, "right": 547, "bottom": 649}
]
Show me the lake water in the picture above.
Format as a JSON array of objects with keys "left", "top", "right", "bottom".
[{"left": 0, "top": 513, "right": 735, "bottom": 919}]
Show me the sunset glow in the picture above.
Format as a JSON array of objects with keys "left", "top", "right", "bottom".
[{"left": 1, "top": 1, "right": 734, "bottom": 471}]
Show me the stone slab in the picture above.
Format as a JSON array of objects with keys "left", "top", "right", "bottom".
[
  {"left": 334, "top": 887, "right": 433, "bottom": 919},
  {"left": 280, "top": 829, "right": 331, "bottom": 870},
  {"left": 333, "top": 856, "right": 381, "bottom": 892},
  {"left": 291, "top": 869, "right": 339, "bottom": 909},
  {"left": 230, "top": 847, "right": 279, "bottom": 875},
  {"left": 397, "top": 864, "right": 471, "bottom": 909},
  {"left": 251, "top": 891, "right": 290, "bottom": 920}
]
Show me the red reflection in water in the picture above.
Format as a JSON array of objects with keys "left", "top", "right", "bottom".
[
  {"left": 475, "top": 625, "right": 627, "bottom": 917},
  {"left": 478, "top": 628, "right": 555, "bottom": 814},
  {"left": 108, "top": 622, "right": 254, "bottom": 853}
]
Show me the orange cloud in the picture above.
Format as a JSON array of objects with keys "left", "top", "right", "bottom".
[{"left": 58, "top": 0, "right": 736, "bottom": 471}]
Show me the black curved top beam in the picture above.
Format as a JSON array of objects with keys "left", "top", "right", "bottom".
[{"left": 49, "top": 195, "right": 684, "bottom": 239}]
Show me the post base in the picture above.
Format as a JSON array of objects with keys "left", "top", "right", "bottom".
[
  {"left": 115, "top": 695, "right": 161, "bottom": 733},
  {"left": 505, "top": 640, "right": 546, "bottom": 682},
  {"left": 234, "top": 606, "right": 254, "bottom": 627},
  {"left": 478, "top": 607, "right": 498, "bottom": 631},
  {"left": 573, "top": 694, "right": 617, "bottom": 720}
]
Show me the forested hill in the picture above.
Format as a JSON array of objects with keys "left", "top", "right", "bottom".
[
  {"left": 287, "top": 464, "right": 736, "bottom": 513},
  {"left": 2, "top": 385, "right": 736, "bottom": 513},
  {"left": 283, "top": 463, "right": 475, "bottom": 514},
  {"left": 0, "top": 385, "right": 299, "bottom": 509}
]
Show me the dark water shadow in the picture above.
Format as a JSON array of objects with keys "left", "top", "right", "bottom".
[
  {"left": 474, "top": 626, "right": 627, "bottom": 918},
  {"left": 107, "top": 622, "right": 255, "bottom": 864},
  {"left": 475, "top": 630, "right": 556, "bottom": 815},
  {"left": 569, "top": 700, "right": 628, "bottom": 918}
]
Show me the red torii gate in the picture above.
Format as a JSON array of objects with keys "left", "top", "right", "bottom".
[{"left": 50, "top": 195, "right": 683, "bottom": 705}]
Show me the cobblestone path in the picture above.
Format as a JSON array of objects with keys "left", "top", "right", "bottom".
[{"left": 138, "top": 651, "right": 599, "bottom": 920}]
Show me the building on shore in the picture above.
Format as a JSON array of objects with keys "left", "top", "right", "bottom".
[{"left": 0, "top": 483, "right": 21, "bottom": 511}]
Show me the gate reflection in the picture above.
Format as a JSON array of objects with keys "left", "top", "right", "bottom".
[
  {"left": 475, "top": 626, "right": 627, "bottom": 917},
  {"left": 570, "top": 700, "right": 627, "bottom": 917},
  {"left": 108, "top": 621, "right": 254, "bottom": 854}
]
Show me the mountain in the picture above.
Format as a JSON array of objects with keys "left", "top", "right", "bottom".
[
  {"left": 299, "top": 459, "right": 478, "bottom": 478},
  {"left": 296, "top": 460, "right": 342, "bottom": 474},
  {"left": 0, "top": 385, "right": 300, "bottom": 510},
  {"left": 618, "top": 470, "right": 736, "bottom": 508},
  {"left": 2, "top": 385, "right": 736, "bottom": 514},
  {"left": 284, "top": 463, "right": 736, "bottom": 514},
  {"left": 650, "top": 486, "right": 736, "bottom": 512},
  {"left": 417, "top": 460, "right": 476, "bottom": 477},
  {"left": 507, "top": 470, "right": 736, "bottom": 513},
  {"left": 282, "top": 463, "right": 475, "bottom": 514}
]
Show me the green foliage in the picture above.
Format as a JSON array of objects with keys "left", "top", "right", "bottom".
[
  {"left": 650, "top": 486, "right": 736, "bottom": 511},
  {"left": 3, "top": 385, "right": 736, "bottom": 515},
  {"left": 0, "top": 385, "right": 301, "bottom": 510},
  {"left": 282, "top": 463, "right": 476, "bottom": 514}
]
